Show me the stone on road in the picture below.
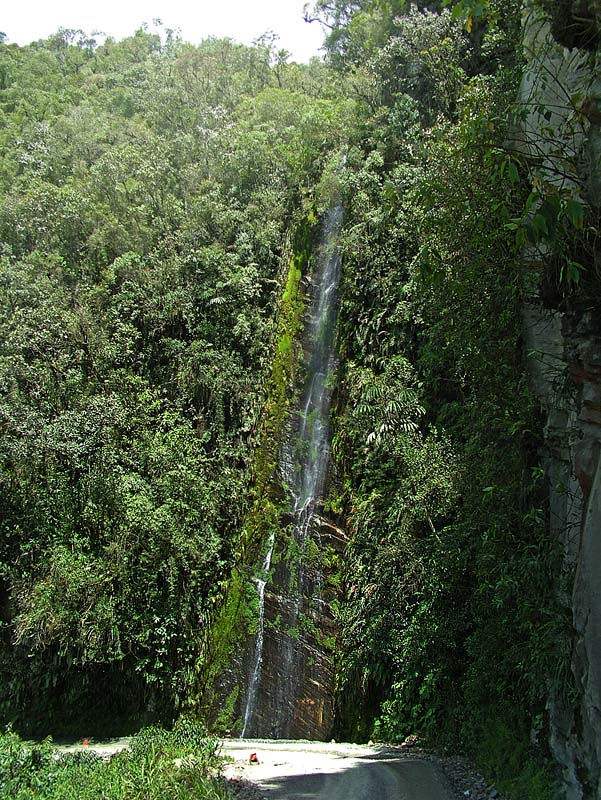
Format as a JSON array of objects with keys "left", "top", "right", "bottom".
[{"left": 221, "top": 739, "right": 453, "bottom": 800}]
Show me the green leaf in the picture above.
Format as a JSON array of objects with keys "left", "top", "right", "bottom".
[
  {"left": 451, "top": 1, "right": 465, "bottom": 20},
  {"left": 531, "top": 214, "right": 549, "bottom": 237},
  {"left": 565, "top": 260, "right": 584, "bottom": 285},
  {"left": 565, "top": 198, "right": 584, "bottom": 230}
]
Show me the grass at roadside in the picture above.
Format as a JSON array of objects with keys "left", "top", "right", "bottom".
[{"left": 0, "top": 717, "right": 235, "bottom": 799}]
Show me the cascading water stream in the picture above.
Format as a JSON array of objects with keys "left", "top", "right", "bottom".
[
  {"left": 240, "top": 203, "right": 343, "bottom": 739},
  {"left": 240, "top": 529, "right": 275, "bottom": 738},
  {"left": 293, "top": 205, "right": 344, "bottom": 514},
  {"left": 276, "top": 206, "right": 343, "bottom": 737}
]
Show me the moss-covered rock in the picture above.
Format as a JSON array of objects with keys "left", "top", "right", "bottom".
[{"left": 192, "top": 211, "right": 317, "bottom": 728}]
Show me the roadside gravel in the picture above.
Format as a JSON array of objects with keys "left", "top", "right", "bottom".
[
  {"left": 220, "top": 740, "right": 504, "bottom": 800},
  {"left": 436, "top": 752, "right": 502, "bottom": 800},
  {"left": 221, "top": 739, "right": 453, "bottom": 800}
]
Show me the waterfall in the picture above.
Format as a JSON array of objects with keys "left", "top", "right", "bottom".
[
  {"left": 240, "top": 204, "right": 343, "bottom": 739},
  {"left": 240, "top": 529, "right": 275, "bottom": 738},
  {"left": 294, "top": 206, "right": 343, "bottom": 513}
]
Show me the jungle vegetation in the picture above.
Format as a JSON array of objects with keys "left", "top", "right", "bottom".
[{"left": 0, "top": 1, "right": 596, "bottom": 797}]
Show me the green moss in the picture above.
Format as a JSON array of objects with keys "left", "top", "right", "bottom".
[
  {"left": 304, "top": 537, "right": 321, "bottom": 570},
  {"left": 265, "top": 613, "right": 282, "bottom": 633},
  {"left": 277, "top": 333, "right": 292, "bottom": 356},
  {"left": 214, "top": 686, "right": 240, "bottom": 735},
  {"left": 298, "top": 612, "right": 319, "bottom": 639},
  {"left": 193, "top": 210, "right": 317, "bottom": 720},
  {"left": 250, "top": 225, "right": 310, "bottom": 505}
]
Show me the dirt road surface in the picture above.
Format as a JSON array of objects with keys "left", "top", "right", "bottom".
[{"left": 221, "top": 739, "right": 454, "bottom": 800}]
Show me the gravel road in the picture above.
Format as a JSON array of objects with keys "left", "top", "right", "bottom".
[
  {"left": 57, "top": 735, "right": 495, "bottom": 800},
  {"left": 221, "top": 739, "right": 454, "bottom": 800}
]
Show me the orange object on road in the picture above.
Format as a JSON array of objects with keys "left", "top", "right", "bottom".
[{"left": 249, "top": 752, "right": 259, "bottom": 763}]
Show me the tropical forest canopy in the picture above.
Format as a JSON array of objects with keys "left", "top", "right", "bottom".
[{"left": 0, "top": 2, "right": 597, "bottom": 797}]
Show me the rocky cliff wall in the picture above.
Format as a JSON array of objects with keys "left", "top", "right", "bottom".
[
  {"left": 237, "top": 513, "right": 345, "bottom": 739},
  {"left": 519, "top": 4, "right": 601, "bottom": 797},
  {"left": 524, "top": 304, "right": 601, "bottom": 800}
]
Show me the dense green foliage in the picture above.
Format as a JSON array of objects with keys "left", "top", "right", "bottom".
[
  {"left": 316, "top": 1, "right": 575, "bottom": 796},
  {"left": 0, "top": 26, "right": 351, "bottom": 732},
  {"left": 0, "top": 3, "right": 596, "bottom": 797},
  {"left": 0, "top": 718, "right": 232, "bottom": 799}
]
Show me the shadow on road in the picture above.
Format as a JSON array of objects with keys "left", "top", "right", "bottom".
[{"left": 252, "top": 755, "right": 451, "bottom": 800}]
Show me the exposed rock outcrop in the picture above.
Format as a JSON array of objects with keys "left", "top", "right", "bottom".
[
  {"left": 524, "top": 305, "right": 601, "bottom": 799},
  {"left": 234, "top": 205, "right": 345, "bottom": 741},
  {"left": 519, "top": 4, "right": 601, "bottom": 797},
  {"left": 236, "top": 512, "right": 346, "bottom": 740}
]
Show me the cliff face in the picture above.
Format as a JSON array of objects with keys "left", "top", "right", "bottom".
[
  {"left": 524, "top": 305, "right": 601, "bottom": 799},
  {"left": 233, "top": 206, "right": 345, "bottom": 741},
  {"left": 519, "top": 5, "right": 601, "bottom": 797},
  {"left": 237, "top": 513, "right": 345, "bottom": 739}
]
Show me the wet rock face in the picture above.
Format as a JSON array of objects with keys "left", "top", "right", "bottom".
[
  {"left": 234, "top": 513, "right": 346, "bottom": 740},
  {"left": 236, "top": 206, "right": 345, "bottom": 741},
  {"left": 242, "top": 517, "right": 344, "bottom": 740},
  {"left": 524, "top": 305, "right": 601, "bottom": 799}
]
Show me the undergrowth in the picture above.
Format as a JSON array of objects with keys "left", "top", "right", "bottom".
[{"left": 0, "top": 717, "right": 233, "bottom": 800}]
